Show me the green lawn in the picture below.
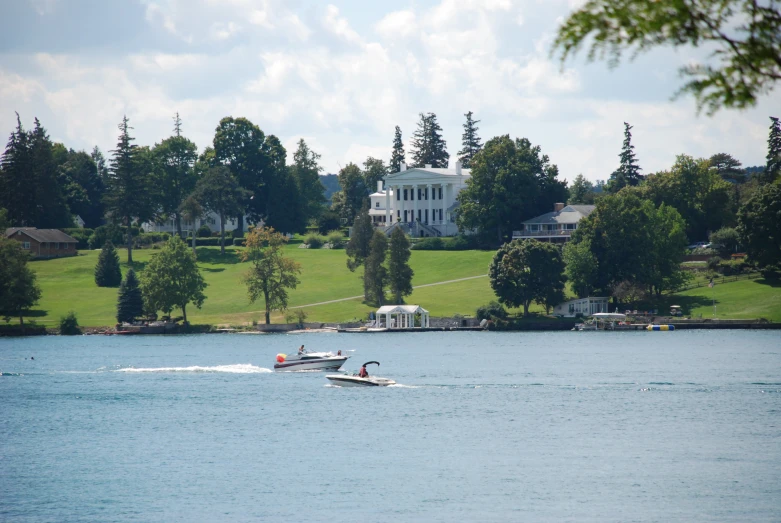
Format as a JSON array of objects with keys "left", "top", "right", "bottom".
[
  {"left": 24, "top": 245, "right": 497, "bottom": 327},
  {"left": 19, "top": 245, "right": 781, "bottom": 327}
]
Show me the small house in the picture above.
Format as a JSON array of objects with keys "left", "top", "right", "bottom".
[
  {"left": 5, "top": 228, "right": 79, "bottom": 258},
  {"left": 553, "top": 296, "right": 610, "bottom": 317}
]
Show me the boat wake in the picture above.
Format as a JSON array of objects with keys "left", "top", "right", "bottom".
[{"left": 115, "top": 364, "right": 272, "bottom": 374}]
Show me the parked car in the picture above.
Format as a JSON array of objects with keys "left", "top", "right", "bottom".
[{"left": 687, "top": 242, "right": 710, "bottom": 250}]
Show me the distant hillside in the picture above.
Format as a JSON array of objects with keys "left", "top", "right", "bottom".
[{"left": 320, "top": 174, "right": 340, "bottom": 202}]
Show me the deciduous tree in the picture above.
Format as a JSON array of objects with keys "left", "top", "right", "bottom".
[
  {"left": 568, "top": 174, "right": 596, "bottom": 204},
  {"left": 737, "top": 183, "right": 781, "bottom": 270},
  {"left": 239, "top": 226, "right": 302, "bottom": 324},
  {"left": 363, "top": 157, "right": 388, "bottom": 193},
  {"left": 553, "top": 0, "right": 781, "bottom": 113},
  {"left": 0, "top": 237, "right": 41, "bottom": 328},
  {"left": 457, "top": 135, "right": 568, "bottom": 244},
  {"left": 195, "top": 166, "right": 249, "bottom": 254},
  {"left": 489, "top": 239, "right": 566, "bottom": 317},
  {"left": 141, "top": 235, "right": 207, "bottom": 324},
  {"left": 563, "top": 239, "right": 598, "bottom": 298},
  {"left": 291, "top": 139, "right": 327, "bottom": 224},
  {"left": 387, "top": 227, "right": 414, "bottom": 304},
  {"left": 333, "top": 163, "right": 368, "bottom": 225},
  {"left": 179, "top": 194, "right": 205, "bottom": 257}
]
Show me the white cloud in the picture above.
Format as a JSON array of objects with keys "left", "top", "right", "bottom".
[
  {"left": 375, "top": 10, "right": 417, "bottom": 40},
  {"left": 323, "top": 5, "right": 361, "bottom": 44}
]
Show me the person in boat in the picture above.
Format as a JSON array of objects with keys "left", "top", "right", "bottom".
[
  {"left": 337, "top": 350, "right": 342, "bottom": 356},
  {"left": 358, "top": 364, "right": 368, "bottom": 378},
  {"left": 298, "top": 345, "right": 305, "bottom": 355}
]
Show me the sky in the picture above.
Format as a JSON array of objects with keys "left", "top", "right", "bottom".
[{"left": 0, "top": 0, "right": 779, "bottom": 183}]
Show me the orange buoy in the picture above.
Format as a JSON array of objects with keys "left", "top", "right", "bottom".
[{"left": 276, "top": 354, "right": 286, "bottom": 363}]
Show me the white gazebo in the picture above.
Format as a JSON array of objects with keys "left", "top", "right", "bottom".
[{"left": 376, "top": 305, "right": 430, "bottom": 329}]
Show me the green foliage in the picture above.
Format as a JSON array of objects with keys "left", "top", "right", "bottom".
[
  {"left": 346, "top": 208, "right": 374, "bottom": 271},
  {"left": 94, "top": 241, "right": 122, "bottom": 287},
  {"left": 62, "top": 228, "right": 93, "bottom": 249},
  {"left": 737, "top": 183, "right": 781, "bottom": 269},
  {"left": 457, "top": 111, "right": 482, "bottom": 169},
  {"left": 709, "top": 227, "right": 741, "bottom": 257},
  {"left": 363, "top": 230, "right": 388, "bottom": 305},
  {"left": 553, "top": 0, "right": 781, "bottom": 114},
  {"left": 363, "top": 157, "right": 388, "bottom": 193},
  {"left": 568, "top": 174, "right": 596, "bottom": 204},
  {"left": 104, "top": 116, "right": 155, "bottom": 263},
  {"left": 57, "top": 150, "right": 105, "bottom": 228},
  {"left": 88, "top": 224, "right": 131, "bottom": 250},
  {"left": 563, "top": 239, "right": 598, "bottom": 298},
  {"left": 488, "top": 239, "right": 566, "bottom": 317},
  {"left": 304, "top": 233, "right": 325, "bottom": 249},
  {"left": 326, "top": 231, "right": 345, "bottom": 249},
  {"left": 332, "top": 163, "right": 368, "bottom": 225},
  {"left": 457, "top": 135, "right": 568, "bottom": 244},
  {"left": 232, "top": 237, "right": 246, "bottom": 247},
  {"left": 195, "top": 166, "right": 249, "bottom": 254},
  {"left": 59, "top": 311, "right": 81, "bottom": 335},
  {"left": 607, "top": 122, "right": 643, "bottom": 193},
  {"left": 317, "top": 209, "right": 342, "bottom": 235},
  {"left": 387, "top": 227, "right": 414, "bottom": 304},
  {"left": 390, "top": 126, "right": 406, "bottom": 174},
  {"left": 117, "top": 268, "right": 144, "bottom": 324},
  {"left": 197, "top": 224, "right": 212, "bottom": 237},
  {"left": 0, "top": 237, "right": 42, "bottom": 325},
  {"left": 410, "top": 112, "right": 449, "bottom": 168},
  {"left": 240, "top": 227, "right": 301, "bottom": 324},
  {"left": 291, "top": 139, "right": 327, "bottom": 224},
  {"left": 709, "top": 153, "right": 745, "bottom": 183},
  {"left": 151, "top": 115, "right": 198, "bottom": 236},
  {"left": 476, "top": 300, "right": 507, "bottom": 321},
  {"left": 644, "top": 154, "right": 734, "bottom": 241},
  {"left": 765, "top": 116, "right": 781, "bottom": 184},
  {"left": 571, "top": 190, "right": 688, "bottom": 297},
  {"left": 285, "top": 308, "right": 308, "bottom": 327},
  {"left": 412, "top": 237, "right": 445, "bottom": 250},
  {"left": 140, "top": 235, "right": 207, "bottom": 324}
]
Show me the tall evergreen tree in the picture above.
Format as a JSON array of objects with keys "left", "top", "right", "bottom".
[
  {"left": 346, "top": 207, "right": 374, "bottom": 272},
  {"left": 363, "top": 230, "right": 388, "bottom": 305},
  {"left": 764, "top": 116, "right": 781, "bottom": 184},
  {"left": 58, "top": 150, "right": 105, "bottom": 228},
  {"left": 95, "top": 240, "right": 122, "bottom": 288},
  {"left": 29, "top": 118, "right": 72, "bottom": 227},
  {"left": 457, "top": 111, "right": 482, "bottom": 168},
  {"left": 152, "top": 113, "right": 198, "bottom": 237},
  {"left": 0, "top": 114, "right": 34, "bottom": 226},
  {"left": 390, "top": 125, "right": 406, "bottom": 173},
  {"left": 104, "top": 116, "right": 154, "bottom": 263},
  {"left": 291, "top": 139, "right": 327, "bottom": 224},
  {"left": 608, "top": 122, "right": 643, "bottom": 193},
  {"left": 411, "top": 113, "right": 449, "bottom": 168},
  {"left": 117, "top": 268, "right": 143, "bottom": 323},
  {"left": 387, "top": 227, "right": 414, "bottom": 304}
]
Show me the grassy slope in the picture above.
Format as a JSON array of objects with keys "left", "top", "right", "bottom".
[
  {"left": 26, "top": 246, "right": 498, "bottom": 326},
  {"left": 23, "top": 246, "right": 781, "bottom": 327}
]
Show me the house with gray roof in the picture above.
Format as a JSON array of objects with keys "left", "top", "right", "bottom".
[
  {"left": 511, "top": 203, "right": 595, "bottom": 243},
  {"left": 5, "top": 227, "right": 78, "bottom": 258}
]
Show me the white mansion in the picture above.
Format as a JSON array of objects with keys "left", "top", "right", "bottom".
[{"left": 370, "top": 161, "right": 471, "bottom": 237}]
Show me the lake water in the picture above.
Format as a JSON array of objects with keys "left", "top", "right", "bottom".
[{"left": 1, "top": 330, "right": 780, "bottom": 522}]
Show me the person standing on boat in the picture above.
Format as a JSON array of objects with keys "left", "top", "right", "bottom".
[
  {"left": 358, "top": 364, "right": 368, "bottom": 378},
  {"left": 298, "top": 345, "right": 305, "bottom": 355}
]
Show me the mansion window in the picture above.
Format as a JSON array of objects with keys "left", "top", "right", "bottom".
[{"left": 375, "top": 202, "right": 379, "bottom": 208}]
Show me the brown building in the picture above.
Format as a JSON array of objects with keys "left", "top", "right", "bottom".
[{"left": 5, "top": 228, "right": 79, "bottom": 258}]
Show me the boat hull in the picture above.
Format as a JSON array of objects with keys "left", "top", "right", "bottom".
[
  {"left": 325, "top": 375, "right": 396, "bottom": 387},
  {"left": 274, "top": 357, "right": 348, "bottom": 372}
]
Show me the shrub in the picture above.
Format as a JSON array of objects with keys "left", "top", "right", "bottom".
[
  {"left": 318, "top": 210, "right": 342, "bottom": 234},
  {"left": 59, "top": 311, "right": 81, "bottom": 335},
  {"left": 476, "top": 300, "right": 508, "bottom": 321},
  {"left": 95, "top": 241, "right": 122, "bottom": 287},
  {"left": 61, "top": 228, "right": 93, "bottom": 249},
  {"left": 326, "top": 231, "right": 345, "bottom": 249},
  {"left": 412, "top": 237, "right": 445, "bottom": 250},
  {"left": 304, "top": 233, "right": 325, "bottom": 248},
  {"left": 707, "top": 256, "right": 722, "bottom": 272},
  {"left": 232, "top": 237, "right": 246, "bottom": 246},
  {"left": 88, "top": 224, "right": 124, "bottom": 249},
  {"left": 231, "top": 229, "right": 245, "bottom": 239},
  {"left": 194, "top": 237, "right": 224, "bottom": 246},
  {"left": 691, "top": 247, "right": 718, "bottom": 256},
  {"left": 709, "top": 227, "right": 741, "bottom": 257},
  {"left": 197, "top": 224, "right": 212, "bottom": 237}
]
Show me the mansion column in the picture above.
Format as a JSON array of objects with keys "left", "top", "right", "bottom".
[
  {"left": 400, "top": 185, "right": 406, "bottom": 223},
  {"left": 413, "top": 184, "right": 419, "bottom": 223},
  {"left": 385, "top": 185, "right": 391, "bottom": 225},
  {"left": 426, "top": 184, "right": 432, "bottom": 225}
]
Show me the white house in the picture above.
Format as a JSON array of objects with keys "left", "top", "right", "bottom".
[
  {"left": 370, "top": 161, "right": 471, "bottom": 237},
  {"left": 512, "top": 204, "right": 595, "bottom": 243},
  {"left": 553, "top": 296, "right": 610, "bottom": 317},
  {"left": 141, "top": 212, "right": 250, "bottom": 235}
]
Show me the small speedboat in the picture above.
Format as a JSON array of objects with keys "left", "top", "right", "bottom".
[
  {"left": 326, "top": 361, "right": 396, "bottom": 387},
  {"left": 274, "top": 349, "right": 348, "bottom": 371}
]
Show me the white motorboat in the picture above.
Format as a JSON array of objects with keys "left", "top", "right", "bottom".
[
  {"left": 326, "top": 361, "right": 396, "bottom": 387},
  {"left": 274, "top": 348, "right": 348, "bottom": 371}
]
